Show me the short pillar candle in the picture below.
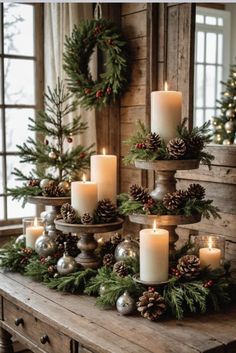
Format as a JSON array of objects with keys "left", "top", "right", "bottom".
[
  {"left": 25, "top": 217, "right": 44, "bottom": 249},
  {"left": 71, "top": 174, "right": 97, "bottom": 217},
  {"left": 199, "top": 236, "right": 221, "bottom": 270},
  {"left": 140, "top": 221, "right": 169, "bottom": 283}
]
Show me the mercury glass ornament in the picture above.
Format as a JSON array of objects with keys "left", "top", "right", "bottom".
[
  {"left": 56, "top": 245, "right": 77, "bottom": 275},
  {"left": 116, "top": 291, "right": 136, "bottom": 315},
  {"left": 225, "top": 120, "right": 235, "bottom": 134},
  {"left": 15, "top": 234, "right": 26, "bottom": 247},
  {"left": 40, "top": 179, "right": 50, "bottom": 189},
  {"left": 35, "top": 232, "right": 57, "bottom": 257},
  {"left": 226, "top": 109, "right": 235, "bottom": 120},
  {"left": 115, "top": 238, "right": 139, "bottom": 262},
  {"left": 58, "top": 180, "right": 70, "bottom": 193}
]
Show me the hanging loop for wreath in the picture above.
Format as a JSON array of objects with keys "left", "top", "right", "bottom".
[
  {"left": 94, "top": 3, "right": 102, "bottom": 20},
  {"left": 63, "top": 18, "right": 129, "bottom": 110}
]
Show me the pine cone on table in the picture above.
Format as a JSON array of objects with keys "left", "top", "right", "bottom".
[
  {"left": 146, "top": 132, "right": 161, "bottom": 151},
  {"left": 137, "top": 289, "right": 166, "bottom": 321},
  {"left": 177, "top": 254, "right": 200, "bottom": 280},
  {"left": 60, "top": 203, "right": 77, "bottom": 224},
  {"left": 95, "top": 199, "right": 118, "bottom": 223},
  {"left": 47, "top": 265, "right": 58, "bottom": 277},
  {"left": 187, "top": 183, "right": 206, "bottom": 200},
  {"left": 163, "top": 190, "right": 186, "bottom": 211},
  {"left": 42, "top": 183, "right": 66, "bottom": 197},
  {"left": 129, "top": 184, "right": 150, "bottom": 204},
  {"left": 110, "top": 233, "right": 123, "bottom": 245},
  {"left": 113, "top": 261, "right": 129, "bottom": 277},
  {"left": 167, "top": 137, "right": 186, "bottom": 159},
  {"left": 81, "top": 213, "right": 94, "bottom": 225},
  {"left": 103, "top": 253, "right": 115, "bottom": 267}
]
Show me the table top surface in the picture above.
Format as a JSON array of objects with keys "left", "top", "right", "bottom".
[{"left": 0, "top": 271, "right": 236, "bottom": 353}]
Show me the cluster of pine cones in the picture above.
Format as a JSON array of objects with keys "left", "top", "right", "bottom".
[
  {"left": 55, "top": 233, "right": 80, "bottom": 257},
  {"left": 135, "top": 132, "right": 161, "bottom": 151},
  {"left": 129, "top": 184, "right": 155, "bottom": 213},
  {"left": 60, "top": 199, "right": 118, "bottom": 225}
]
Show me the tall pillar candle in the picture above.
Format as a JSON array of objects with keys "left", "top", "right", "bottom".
[
  {"left": 25, "top": 218, "right": 44, "bottom": 249},
  {"left": 140, "top": 223, "right": 169, "bottom": 282},
  {"left": 91, "top": 149, "right": 117, "bottom": 204},
  {"left": 71, "top": 175, "right": 97, "bottom": 217},
  {"left": 151, "top": 83, "right": 182, "bottom": 143}
]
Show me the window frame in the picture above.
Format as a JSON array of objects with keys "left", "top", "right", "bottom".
[{"left": 0, "top": 3, "right": 44, "bottom": 232}]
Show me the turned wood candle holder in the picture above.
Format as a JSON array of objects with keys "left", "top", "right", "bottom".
[
  {"left": 132, "top": 159, "right": 201, "bottom": 253},
  {"left": 54, "top": 218, "right": 124, "bottom": 269}
]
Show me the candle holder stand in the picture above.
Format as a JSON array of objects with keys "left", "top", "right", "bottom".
[
  {"left": 54, "top": 218, "right": 124, "bottom": 269},
  {"left": 27, "top": 196, "right": 71, "bottom": 238},
  {"left": 131, "top": 159, "right": 201, "bottom": 254},
  {"left": 133, "top": 274, "right": 169, "bottom": 289}
]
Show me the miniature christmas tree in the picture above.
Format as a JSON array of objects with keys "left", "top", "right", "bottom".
[
  {"left": 212, "top": 65, "right": 236, "bottom": 144},
  {"left": 8, "top": 79, "right": 94, "bottom": 205}
]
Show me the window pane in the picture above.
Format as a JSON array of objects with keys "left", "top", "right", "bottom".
[
  {"left": 7, "top": 197, "right": 36, "bottom": 219},
  {"left": 205, "top": 109, "right": 215, "bottom": 122},
  {"left": 6, "top": 109, "right": 35, "bottom": 152},
  {"left": 196, "top": 14, "right": 204, "bottom": 24},
  {"left": 206, "top": 33, "right": 216, "bottom": 64},
  {"left": 195, "top": 109, "right": 204, "bottom": 126},
  {"left": 197, "top": 32, "right": 204, "bottom": 62},
  {"left": 0, "top": 156, "right": 3, "bottom": 194},
  {"left": 217, "top": 66, "right": 223, "bottom": 100},
  {"left": 196, "top": 64, "right": 204, "bottom": 107},
  {"left": 217, "top": 34, "right": 223, "bottom": 65},
  {"left": 0, "top": 197, "right": 4, "bottom": 220},
  {"left": 218, "top": 18, "right": 223, "bottom": 26},
  {"left": 4, "top": 59, "right": 35, "bottom": 105},
  {"left": 205, "top": 65, "right": 216, "bottom": 107},
  {"left": 205, "top": 16, "right": 217, "bottom": 25},
  {"left": 6, "top": 155, "right": 33, "bottom": 188},
  {"left": 4, "top": 3, "right": 34, "bottom": 56}
]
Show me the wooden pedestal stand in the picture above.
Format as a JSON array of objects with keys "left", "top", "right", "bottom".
[
  {"left": 131, "top": 159, "right": 201, "bottom": 254},
  {"left": 54, "top": 218, "right": 124, "bottom": 269},
  {"left": 27, "top": 196, "right": 71, "bottom": 237}
]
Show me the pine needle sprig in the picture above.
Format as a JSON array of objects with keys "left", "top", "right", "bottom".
[{"left": 24, "top": 257, "right": 57, "bottom": 282}]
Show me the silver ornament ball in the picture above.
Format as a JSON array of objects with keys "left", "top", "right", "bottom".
[
  {"left": 15, "top": 234, "right": 26, "bottom": 247},
  {"left": 35, "top": 233, "right": 57, "bottom": 257},
  {"left": 49, "top": 150, "right": 57, "bottom": 159},
  {"left": 116, "top": 291, "right": 136, "bottom": 315},
  {"left": 58, "top": 180, "right": 70, "bottom": 192},
  {"left": 226, "top": 109, "right": 235, "bottom": 120},
  {"left": 40, "top": 178, "right": 50, "bottom": 189},
  {"left": 225, "top": 120, "right": 235, "bottom": 134},
  {"left": 115, "top": 238, "right": 139, "bottom": 262},
  {"left": 56, "top": 254, "right": 77, "bottom": 275}
]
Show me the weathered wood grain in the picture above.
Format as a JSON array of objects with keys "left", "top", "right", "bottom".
[
  {"left": 121, "top": 3, "right": 147, "bottom": 15},
  {"left": 128, "top": 37, "right": 147, "bottom": 60},
  {"left": 120, "top": 166, "right": 142, "bottom": 193},
  {"left": 206, "top": 145, "right": 236, "bottom": 167},
  {"left": 130, "top": 59, "right": 147, "bottom": 86},
  {"left": 121, "top": 86, "right": 146, "bottom": 107},
  {"left": 120, "top": 106, "right": 146, "bottom": 124},
  {"left": 121, "top": 11, "right": 147, "bottom": 39}
]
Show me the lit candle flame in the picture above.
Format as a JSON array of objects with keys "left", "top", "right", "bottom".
[
  {"left": 164, "top": 81, "right": 168, "bottom": 91},
  {"left": 153, "top": 220, "right": 157, "bottom": 232},
  {"left": 102, "top": 148, "right": 106, "bottom": 155},
  {"left": 82, "top": 174, "right": 86, "bottom": 183},
  {"left": 208, "top": 236, "right": 212, "bottom": 251},
  {"left": 34, "top": 217, "right": 38, "bottom": 227}
]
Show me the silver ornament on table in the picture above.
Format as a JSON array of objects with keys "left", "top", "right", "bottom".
[
  {"left": 115, "top": 237, "right": 139, "bottom": 262},
  {"left": 48, "top": 150, "right": 57, "bottom": 159},
  {"left": 226, "top": 109, "right": 235, "bottom": 120},
  {"left": 58, "top": 180, "right": 70, "bottom": 193},
  {"left": 56, "top": 243, "right": 77, "bottom": 275},
  {"left": 225, "top": 119, "right": 236, "bottom": 134},
  {"left": 35, "top": 232, "right": 57, "bottom": 257},
  {"left": 40, "top": 178, "right": 50, "bottom": 189},
  {"left": 15, "top": 234, "right": 26, "bottom": 247},
  {"left": 116, "top": 291, "right": 136, "bottom": 315}
]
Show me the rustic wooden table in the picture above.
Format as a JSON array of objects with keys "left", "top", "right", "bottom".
[{"left": 0, "top": 271, "right": 236, "bottom": 353}]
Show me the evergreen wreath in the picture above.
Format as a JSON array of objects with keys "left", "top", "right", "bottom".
[{"left": 63, "top": 18, "right": 129, "bottom": 110}]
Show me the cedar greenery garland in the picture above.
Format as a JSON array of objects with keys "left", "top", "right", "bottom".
[
  {"left": 63, "top": 19, "right": 129, "bottom": 110},
  {"left": 124, "top": 119, "right": 214, "bottom": 168}
]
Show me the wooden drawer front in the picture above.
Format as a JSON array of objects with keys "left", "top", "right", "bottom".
[{"left": 3, "top": 298, "right": 71, "bottom": 353}]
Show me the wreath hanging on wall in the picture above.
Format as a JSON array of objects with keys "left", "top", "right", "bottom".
[{"left": 63, "top": 18, "right": 129, "bottom": 110}]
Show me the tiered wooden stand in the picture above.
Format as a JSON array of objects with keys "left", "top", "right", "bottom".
[
  {"left": 131, "top": 159, "right": 201, "bottom": 253},
  {"left": 55, "top": 218, "right": 124, "bottom": 269}
]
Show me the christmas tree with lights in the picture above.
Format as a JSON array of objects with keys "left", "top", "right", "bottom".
[
  {"left": 8, "top": 79, "right": 94, "bottom": 205},
  {"left": 212, "top": 65, "right": 236, "bottom": 144}
]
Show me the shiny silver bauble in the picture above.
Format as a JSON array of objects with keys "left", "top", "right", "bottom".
[
  {"left": 116, "top": 291, "right": 136, "bottom": 315},
  {"left": 40, "top": 179, "right": 50, "bottom": 189},
  {"left": 15, "top": 234, "right": 26, "bottom": 247},
  {"left": 225, "top": 120, "right": 235, "bottom": 134},
  {"left": 226, "top": 109, "right": 235, "bottom": 120},
  {"left": 35, "top": 233, "right": 57, "bottom": 257},
  {"left": 115, "top": 238, "right": 139, "bottom": 262},
  {"left": 56, "top": 254, "right": 77, "bottom": 275},
  {"left": 45, "top": 210, "right": 57, "bottom": 224},
  {"left": 58, "top": 180, "right": 70, "bottom": 192}
]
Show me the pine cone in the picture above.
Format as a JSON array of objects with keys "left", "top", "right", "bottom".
[
  {"left": 55, "top": 233, "right": 79, "bottom": 257},
  {"left": 113, "top": 261, "right": 129, "bottom": 277},
  {"left": 81, "top": 213, "right": 94, "bottom": 225},
  {"left": 167, "top": 137, "right": 186, "bottom": 159},
  {"left": 60, "top": 203, "right": 77, "bottom": 224},
  {"left": 163, "top": 190, "right": 186, "bottom": 211},
  {"left": 95, "top": 199, "right": 118, "bottom": 223},
  {"left": 42, "top": 183, "right": 66, "bottom": 197},
  {"left": 186, "top": 135, "right": 204, "bottom": 153},
  {"left": 48, "top": 265, "right": 57, "bottom": 277},
  {"left": 146, "top": 132, "right": 161, "bottom": 151},
  {"left": 129, "top": 184, "right": 150, "bottom": 204},
  {"left": 103, "top": 253, "right": 115, "bottom": 267},
  {"left": 187, "top": 183, "right": 206, "bottom": 200},
  {"left": 177, "top": 254, "right": 200, "bottom": 279},
  {"left": 110, "top": 233, "right": 123, "bottom": 245},
  {"left": 28, "top": 179, "right": 40, "bottom": 187},
  {"left": 137, "top": 289, "right": 166, "bottom": 321}
]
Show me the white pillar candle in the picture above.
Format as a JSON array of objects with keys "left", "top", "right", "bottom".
[
  {"left": 71, "top": 174, "right": 97, "bottom": 217},
  {"left": 140, "top": 221, "right": 169, "bottom": 282},
  {"left": 26, "top": 218, "right": 44, "bottom": 249},
  {"left": 199, "top": 237, "right": 221, "bottom": 269},
  {"left": 91, "top": 149, "right": 117, "bottom": 204},
  {"left": 151, "top": 82, "right": 182, "bottom": 143}
]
